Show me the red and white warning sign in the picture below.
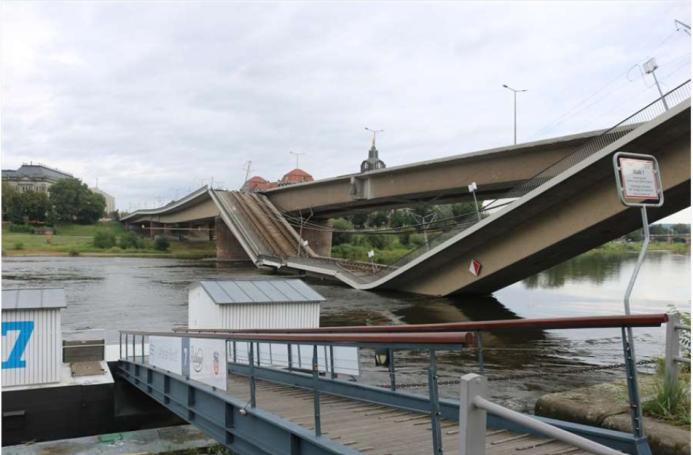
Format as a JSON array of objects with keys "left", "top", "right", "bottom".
[{"left": 469, "top": 259, "right": 482, "bottom": 277}]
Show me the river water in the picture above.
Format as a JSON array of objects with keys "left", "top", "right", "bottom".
[{"left": 2, "top": 251, "right": 689, "bottom": 410}]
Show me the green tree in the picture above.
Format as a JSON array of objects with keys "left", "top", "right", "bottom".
[
  {"left": 23, "top": 191, "right": 49, "bottom": 222},
  {"left": 672, "top": 224, "right": 690, "bottom": 234},
  {"left": 367, "top": 210, "right": 389, "bottom": 227},
  {"left": 2, "top": 183, "right": 24, "bottom": 223},
  {"left": 350, "top": 212, "right": 369, "bottom": 228},
  {"left": 79, "top": 191, "right": 106, "bottom": 224},
  {"left": 49, "top": 178, "right": 106, "bottom": 224},
  {"left": 330, "top": 218, "right": 354, "bottom": 245}
]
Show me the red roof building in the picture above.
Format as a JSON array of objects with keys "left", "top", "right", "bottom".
[
  {"left": 241, "top": 169, "right": 314, "bottom": 192},
  {"left": 279, "top": 168, "right": 314, "bottom": 186},
  {"left": 241, "top": 176, "right": 278, "bottom": 192}
]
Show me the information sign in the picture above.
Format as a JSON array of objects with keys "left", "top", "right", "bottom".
[{"left": 613, "top": 152, "right": 663, "bottom": 207}]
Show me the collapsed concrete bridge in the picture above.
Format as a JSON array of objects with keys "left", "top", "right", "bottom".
[{"left": 122, "top": 82, "right": 691, "bottom": 296}]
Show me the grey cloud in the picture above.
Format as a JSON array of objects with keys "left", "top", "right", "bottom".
[{"left": 1, "top": 1, "right": 690, "bottom": 214}]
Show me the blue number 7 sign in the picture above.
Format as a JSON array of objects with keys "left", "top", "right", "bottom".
[{"left": 2, "top": 321, "right": 34, "bottom": 369}]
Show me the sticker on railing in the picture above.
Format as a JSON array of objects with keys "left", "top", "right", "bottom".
[
  {"left": 149, "top": 336, "right": 184, "bottom": 375},
  {"left": 190, "top": 338, "right": 227, "bottom": 391}
]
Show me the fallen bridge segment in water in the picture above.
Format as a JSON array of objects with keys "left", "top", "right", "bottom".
[{"left": 122, "top": 82, "right": 691, "bottom": 296}]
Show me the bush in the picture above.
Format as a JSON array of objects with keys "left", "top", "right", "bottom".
[
  {"left": 9, "top": 224, "right": 34, "bottom": 234},
  {"left": 68, "top": 249, "right": 80, "bottom": 257},
  {"left": 119, "top": 231, "right": 143, "bottom": 249},
  {"left": 153, "top": 236, "right": 170, "bottom": 251},
  {"left": 409, "top": 233, "right": 427, "bottom": 247},
  {"left": 14, "top": 242, "right": 24, "bottom": 250},
  {"left": 93, "top": 231, "right": 116, "bottom": 249},
  {"left": 643, "top": 361, "right": 690, "bottom": 426}
]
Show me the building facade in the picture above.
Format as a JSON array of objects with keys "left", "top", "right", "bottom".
[
  {"left": 89, "top": 187, "right": 116, "bottom": 214},
  {"left": 1, "top": 164, "right": 72, "bottom": 193}
]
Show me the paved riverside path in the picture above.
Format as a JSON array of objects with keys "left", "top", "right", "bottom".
[{"left": 228, "top": 374, "right": 594, "bottom": 455}]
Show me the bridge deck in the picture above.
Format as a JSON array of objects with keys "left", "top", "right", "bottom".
[{"left": 227, "top": 374, "right": 592, "bottom": 455}]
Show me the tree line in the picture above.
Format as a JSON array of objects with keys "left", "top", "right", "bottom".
[
  {"left": 3, "top": 177, "right": 106, "bottom": 225},
  {"left": 328, "top": 202, "right": 479, "bottom": 263}
]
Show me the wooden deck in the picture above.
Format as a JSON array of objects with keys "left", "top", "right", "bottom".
[{"left": 227, "top": 374, "right": 594, "bottom": 455}]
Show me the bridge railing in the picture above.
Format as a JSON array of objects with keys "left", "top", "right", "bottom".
[
  {"left": 361, "top": 79, "right": 691, "bottom": 281},
  {"left": 162, "top": 313, "right": 670, "bottom": 453},
  {"left": 120, "top": 328, "right": 476, "bottom": 454},
  {"left": 664, "top": 312, "right": 691, "bottom": 386},
  {"left": 459, "top": 373, "right": 624, "bottom": 455},
  {"left": 120, "top": 313, "right": 671, "bottom": 454}
]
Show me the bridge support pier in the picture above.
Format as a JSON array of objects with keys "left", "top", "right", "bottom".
[
  {"left": 301, "top": 220, "right": 333, "bottom": 257},
  {"left": 215, "top": 217, "right": 251, "bottom": 263}
]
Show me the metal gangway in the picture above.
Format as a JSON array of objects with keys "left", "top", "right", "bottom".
[{"left": 116, "top": 313, "right": 671, "bottom": 455}]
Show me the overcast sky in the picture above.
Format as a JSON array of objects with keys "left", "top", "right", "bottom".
[{"left": 1, "top": 1, "right": 691, "bottom": 221}]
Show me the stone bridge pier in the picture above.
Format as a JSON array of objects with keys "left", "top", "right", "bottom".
[
  {"left": 215, "top": 217, "right": 251, "bottom": 262},
  {"left": 299, "top": 220, "right": 333, "bottom": 257}
]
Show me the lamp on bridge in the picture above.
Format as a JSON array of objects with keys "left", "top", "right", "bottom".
[
  {"left": 642, "top": 58, "right": 669, "bottom": 111},
  {"left": 502, "top": 84, "right": 528, "bottom": 145}
]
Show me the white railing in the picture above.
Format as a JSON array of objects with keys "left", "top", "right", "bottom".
[
  {"left": 665, "top": 312, "right": 691, "bottom": 384},
  {"left": 458, "top": 374, "right": 624, "bottom": 455}
]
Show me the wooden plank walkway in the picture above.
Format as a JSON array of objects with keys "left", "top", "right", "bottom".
[{"left": 227, "top": 374, "right": 594, "bottom": 455}]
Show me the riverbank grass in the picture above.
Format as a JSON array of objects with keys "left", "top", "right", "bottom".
[
  {"left": 2, "top": 222, "right": 216, "bottom": 259},
  {"left": 588, "top": 240, "right": 690, "bottom": 255}
]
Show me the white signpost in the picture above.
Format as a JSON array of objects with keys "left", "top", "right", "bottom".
[
  {"left": 612, "top": 151, "right": 663, "bottom": 445},
  {"left": 613, "top": 152, "right": 664, "bottom": 313},
  {"left": 189, "top": 338, "right": 227, "bottom": 391}
]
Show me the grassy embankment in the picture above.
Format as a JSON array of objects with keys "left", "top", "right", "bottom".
[
  {"left": 586, "top": 240, "right": 690, "bottom": 255},
  {"left": 332, "top": 238, "right": 690, "bottom": 264},
  {"left": 2, "top": 222, "right": 216, "bottom": 259}
]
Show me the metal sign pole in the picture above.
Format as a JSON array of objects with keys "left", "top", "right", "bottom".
[
  {"left": 612, "top": 151, "right": 662, "bottom": 455},
  {"left": 624, "top": 207, "right": 651, "bottom": 316},
  {"left": 620, "top": 206, "right": 650, "bottom": 451}
]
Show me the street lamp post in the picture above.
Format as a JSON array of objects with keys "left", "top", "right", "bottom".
[
  {"left": 289, "top": 151, "right": 305, "bottom": 169},
  {"left": 502, "top": 84, "right": 527, "bottom": 145},
  {"left": 642, "top": 58, "right": 669, "bottom": 111}
]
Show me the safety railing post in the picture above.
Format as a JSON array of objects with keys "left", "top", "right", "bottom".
[
  {"left": 428, "top": 349, "right": 443, "bottom": 454},
  {"left": 141, "top": 335, "right": 145, "bottom": 364},
  {"left": 312, "top": 344, "right": 322, "bottom": 436},
  {"left": 329, "top": 345, "right": 336, "bottom": 379},
  {"left": 665, "top": 313, "right": 680, "bottom": 385},
  {"left": 232, "top": 341, "right": 237, "bottom": 363},
  {"left": 125, "top": 333, "right": 129, "bottom": 360},
  {"left": 132, "top": 334, "right": 136, "bottom": 363},
  {"left": 287, "top": 343, "right": 293, "bottom": 371},
  {"left": 388, "top": 348, "right": 396, "bottom": 391},
  {"left": 621, "top": 327, "right": 644, "bottom": 441},
  {"left": 459, "top": 373, "right": 487, "bottom": 455},
  {"left": 119, "top": 332, "right": 122, "bottom": 360},
  {"left": 476, "top": 331, "right": 485, "bottom": 375},
  {"left": 249, "top": 343, "right": 256, "bottom": 408}
]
